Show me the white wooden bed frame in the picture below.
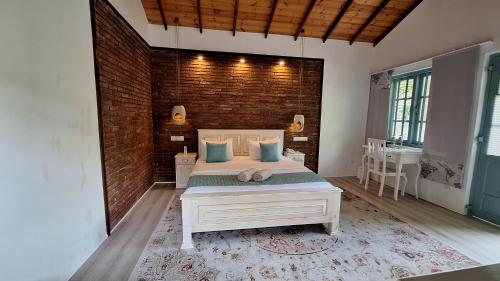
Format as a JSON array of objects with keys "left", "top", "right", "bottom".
[{"left": 180, "top": 129, "right": 342, "bottom": 249}]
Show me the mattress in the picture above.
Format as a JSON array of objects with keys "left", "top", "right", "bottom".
[{"left": 184, "top": 156, "right": 341, "bottom": 194}]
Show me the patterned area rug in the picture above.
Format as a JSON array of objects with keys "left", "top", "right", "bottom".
[{"left": 128, "top": 191, "right": 480, "bottom": 281}]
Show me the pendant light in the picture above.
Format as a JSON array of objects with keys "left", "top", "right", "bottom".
[
  {"left": 291, "top": 30, "right": 305, "bottom": 133},
  {"left": 171, "top": 18, "right": 186, "bottom": 125}
]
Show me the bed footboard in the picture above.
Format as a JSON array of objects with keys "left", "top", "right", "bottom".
[{"left": 180, "top": 188, "right": 342, "bottom": 249}]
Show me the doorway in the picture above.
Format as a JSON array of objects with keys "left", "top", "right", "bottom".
[{"left": 470, "top": 54, "right": 500, "bottom": 225}]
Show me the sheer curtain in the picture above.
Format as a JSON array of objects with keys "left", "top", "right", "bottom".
[
  {"left": 365, "top": 71, "right": 393, "bottom": 140},
  {"left": 421, "top": 46, "right": 480, "bottom": 188}
]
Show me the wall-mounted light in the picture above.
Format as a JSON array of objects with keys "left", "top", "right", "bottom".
[
  {"left": 240, "top": 58, "right": 245, "bottom": 63},
  {"left": 197, "top": 55, "right": 203, "bottom": 60},
  {"left": 279, "top": 60, "right": 285, "bottom": 66}
]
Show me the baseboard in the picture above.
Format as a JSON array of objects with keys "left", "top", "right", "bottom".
[
  {"left": 110, "top": 181, "right": 178, "bottom": 233},
  {"left": 110, "top": 182, "right": 156, "bottom": 234}
]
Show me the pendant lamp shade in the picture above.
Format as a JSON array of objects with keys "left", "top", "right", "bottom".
[
  {"left": 172, "top": 105, "right": 186, "bottom": 125},
  {"left": 291, "top": 114, "right": 304, "bottom": 132}
]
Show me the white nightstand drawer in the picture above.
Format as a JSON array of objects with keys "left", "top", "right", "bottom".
[
  {"left": 288, "top": 155, "right": 303, "bottom": 161},
  {"left": 284, "top": 151, "right": 305, "bottom": 166},
  {"left": 175, "top": 153, "right": 197, "bottom": 188},
  {"left": 176, "top": 157, "right": 196, "bottom": 165},
  {"left": 176, "top": 165, "right": 193, "bottom": 188}
]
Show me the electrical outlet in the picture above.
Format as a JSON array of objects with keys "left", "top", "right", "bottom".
[
  {"left": 170, "top": 135, "right": 184, "bottom": 141},
  {"left": 293, "top": 136, "right": 308, "bottom": 142}
]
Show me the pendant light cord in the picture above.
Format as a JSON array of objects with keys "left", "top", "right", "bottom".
[
  {"left": 299, "top": 30, "right": 304, "bottom": 114},
  {"left": 175, "top": 18, "right": 180, "bottom": 105}
]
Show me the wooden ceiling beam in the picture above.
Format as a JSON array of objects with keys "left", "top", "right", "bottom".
[
  {"left": 322, "top": 0, "right": 353, "bottom": 43},
  {"left": 232, "top": 0, "right": 239, "bottom": 36},
  {"left": 373, "top": 0, "right": 424, "bottom": 46},
  {"left": 264, "top": 0, "right": 279, "bottom": 38},
  {"left": 196, "top": 0, "right": 203, "bottom": 33},
  {"left": 156, "top": 0, "right": 167, "bottom": 30},
  {"left": 349, "top": 0, "right": 390, "bottom": 45},
  {"left": 293, "top": 0, "right": 317, "bottom": 41}
]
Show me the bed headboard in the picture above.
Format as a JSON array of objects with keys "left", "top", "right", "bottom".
[{"left": 198, "top": 129, "right": 284, "bottom": 156}]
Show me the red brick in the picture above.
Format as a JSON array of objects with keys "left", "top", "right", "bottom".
[
  {"left": 151, "top": 50, "right": 323, "bottom": 181},
  {"left": 94, "top": 0, "right": 154, "bottom": 230}
]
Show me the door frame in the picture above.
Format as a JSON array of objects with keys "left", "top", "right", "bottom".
[{"left": 469, "top": 53, "right": 500, "bottom": 223}]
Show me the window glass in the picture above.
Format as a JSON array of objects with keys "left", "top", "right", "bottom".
[
  {"left": 487, "top": 96, "right": 500, "bottom": 156},
  {"left": 388, "top": 69, "right": 432, "bottom": 146}
]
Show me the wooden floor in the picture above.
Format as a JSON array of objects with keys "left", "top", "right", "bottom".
[
  {"left": 328, "top": 177, "right": 500, "bottom": 265},
  {"left": 405, "top": 263, "right": 500, "bottom": 281},
  {"left": 70, "top": 183, "right": 177, "bottom": 281},
  {"left": 71, "top": 178, "right": 500, "bottom": 281}
]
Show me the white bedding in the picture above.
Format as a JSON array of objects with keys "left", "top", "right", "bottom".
[{"left": 185, "top": 156, "right": 340, "bottom": 194}]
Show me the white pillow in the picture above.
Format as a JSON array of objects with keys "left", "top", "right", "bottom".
[
  {"left": 248, "top": 137, "right": 282, "bottom": 160},
  {"left": 248, "top": 140, "right": 261, "bottom": 160},
  {"left": 199, "top": 139, "right": 234, "bottom": 161}
]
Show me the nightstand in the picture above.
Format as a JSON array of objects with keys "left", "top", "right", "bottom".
[
  {"left": 284, "top": 151, "right": 305, "bottom": 166},
  {"left": 175, "top": 152, "right": 197, "bottom": 188}
]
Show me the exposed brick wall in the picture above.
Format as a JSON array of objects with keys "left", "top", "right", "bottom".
[
  {"left": 151, "top": 49, "right": 323, "bottom": 181},
  {"left": 92, "top": 0, "right": 323, "bottom": 227},
  {"left": 94, "top": 0, "right": 154, "bottom": 230}
]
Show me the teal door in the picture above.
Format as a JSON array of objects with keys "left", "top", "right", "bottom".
[{"left": 471, "top": 54, "right": 500, "bottom": 225}]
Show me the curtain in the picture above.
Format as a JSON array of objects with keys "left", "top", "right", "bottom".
[
  {"left": 365, "top": 71, "right": 393, "bottom": 140},
  {"left": 421, "top": 46, "right": 480, "bottom": 188}
]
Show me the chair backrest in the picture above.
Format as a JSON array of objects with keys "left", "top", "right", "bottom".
[{"left": 366, "top": 138, "right": 387, "bottom": 172}]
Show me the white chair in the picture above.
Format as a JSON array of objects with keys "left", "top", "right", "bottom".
[
  {"left": 363, "top": 138, "right": 407, "bottom": 201},
  {"left": 359, "top": 153, "right": 368, "bottom": 184}
]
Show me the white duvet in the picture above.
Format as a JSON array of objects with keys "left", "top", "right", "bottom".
[{"left": 185, "top": 156, "right": 341, "bottom": 194}]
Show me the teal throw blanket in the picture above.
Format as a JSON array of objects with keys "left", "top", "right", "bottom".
[{"left": 187, "top": 172, "right": 326, "bottom": 188}]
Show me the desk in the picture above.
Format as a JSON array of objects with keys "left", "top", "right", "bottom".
[{"left": 361, "top": 145, "right": 423, "bottom": 199}]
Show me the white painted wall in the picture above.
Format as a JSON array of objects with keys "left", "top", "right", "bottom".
[
  {"left": 371, "top": 0, "right": 500, "bottom": 73},
  {"left": 0, "top": 1, "right": 107, "bottom": 281},
  {"left": 371, "top": 0, "right": 500, "bottom": 214},
  {"left": 108, "top": 0, "right": 149, "bottom": 39}
]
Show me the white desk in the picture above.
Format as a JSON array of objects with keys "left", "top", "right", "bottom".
[{"left": 361, "top": 145, "right": 423, "bottom": 199}]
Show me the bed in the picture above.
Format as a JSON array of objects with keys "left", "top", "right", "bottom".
[{"left": 180, "top": 129, "right": 343, "bottom": 249}]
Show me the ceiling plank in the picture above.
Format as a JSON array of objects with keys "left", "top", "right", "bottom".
[
  {"left": 156, "top": 0, "right": 167, "bottom": 30},
  {"left": 293, "top": 0, "right": 317, "bottom": 41},
  {"left": 322, "top": 0, "right": 353, "bottom": 43},
  {"left": 196, "top": 0, "right": 203, "bottom": 33},
  {"left": 373, "top": 0, "right": 424, "bottom": 46},
  {"left": 233, "top": 0, "right": 239, "bottom": 36},
  {"left": 349, "top": 0, "right": 390, "bottom": 45},
  {"left": 141, "top": 0, "right": 418, "bottom": 43},
  {"left": 264, "top": 0, "right": 279, "bottom": 38}
]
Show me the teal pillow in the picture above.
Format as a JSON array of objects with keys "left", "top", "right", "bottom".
[
  {"left": 260, "top": 142, "right": 280, "bottom": 162},
  {"left": 206, "top": 143, "right": 228, "bottom": 163}
]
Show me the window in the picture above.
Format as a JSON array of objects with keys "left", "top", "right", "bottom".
[
  {"left": 388, "top": 69, "right": 431, "bottom": 146},
  {"left": 487, "top": 79, "right": 500, "bottom": 156}
]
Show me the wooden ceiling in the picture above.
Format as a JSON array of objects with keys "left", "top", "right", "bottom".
[{"left": 141, "top": 0, "right": 423, "bottom": 45}]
